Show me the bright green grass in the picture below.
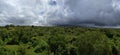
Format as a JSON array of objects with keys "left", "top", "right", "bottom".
[{"left": 4, "top": 45, "right": 36, "bottom": 55}]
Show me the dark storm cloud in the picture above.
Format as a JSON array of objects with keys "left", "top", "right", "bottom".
[{"left": 49, "top": 0, "right": 120, "bottom": 27}]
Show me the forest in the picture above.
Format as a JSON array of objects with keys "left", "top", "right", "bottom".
[{"left": 0, "top": 25, "right": 120, "bottom": 55}]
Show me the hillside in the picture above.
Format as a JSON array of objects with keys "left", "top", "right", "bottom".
[{"left": 0, "top": 26, "right": 120, "bottom": 55}]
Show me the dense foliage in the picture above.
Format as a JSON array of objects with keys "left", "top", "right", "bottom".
[{"left": 0, "top": 25, "right": 120, "bottom": 55}]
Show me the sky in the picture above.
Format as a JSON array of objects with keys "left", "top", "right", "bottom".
[{"left": 0, "top": 0, "right": 120, "bottom": 27}]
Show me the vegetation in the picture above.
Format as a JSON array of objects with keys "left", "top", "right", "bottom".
[{"left": 0, "top": 25, "right": 120, "bottom": 55}]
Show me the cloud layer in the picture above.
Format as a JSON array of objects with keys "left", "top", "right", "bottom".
[{"left": 0, "top": 0, "right": 120, "bottom": 27}]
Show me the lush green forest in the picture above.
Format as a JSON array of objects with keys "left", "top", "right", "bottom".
[{"left": 0, "top": 25, "right": 120, "bottom": 55}]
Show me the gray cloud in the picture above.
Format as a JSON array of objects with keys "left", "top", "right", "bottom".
[{"left": 0, "top": 0, "right": 120, "bottom": 27}]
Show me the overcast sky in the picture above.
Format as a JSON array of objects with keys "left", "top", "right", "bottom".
[{"left": 0, "top": 0, "right": 120, "bottom": 27}]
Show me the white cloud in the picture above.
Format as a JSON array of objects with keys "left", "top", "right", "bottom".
[{"left": 0, "top": 0, "right": 120, "bottom": 27}]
